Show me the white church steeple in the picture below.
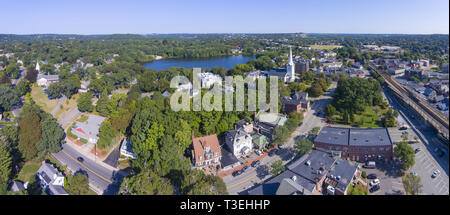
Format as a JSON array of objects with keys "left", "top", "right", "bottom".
[
  {"left": 286, "top": 47, "right": 295, "bottom": 82},
  {"left": 35, "top": 61, "right": 40, "bottom": 72}
]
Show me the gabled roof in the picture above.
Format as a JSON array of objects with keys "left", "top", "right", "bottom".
[{"left": 192, "top": 134, "right": 221, "bottom": 163}]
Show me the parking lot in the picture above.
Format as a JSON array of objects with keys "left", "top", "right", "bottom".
[
  {"left": 411, "top": 146, "right": 449, "bottom": 195},
  {"left": 363, "top": 161, "right": 405, "bottom": 195}
]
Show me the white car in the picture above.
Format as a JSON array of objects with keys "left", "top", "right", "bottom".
[
  {"left": 432, "top": 170, "right": 440, "bottom": 178},
  {"left": 369, "top": 179, "right": 380, "bottom": 186}
]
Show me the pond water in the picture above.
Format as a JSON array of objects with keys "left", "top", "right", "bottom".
[{"left": 142, "top": 55, "right": 255, "bottom": 70}]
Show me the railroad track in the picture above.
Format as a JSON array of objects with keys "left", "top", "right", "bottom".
[{"left": 369, "top": 64, "right": 449, "bottom": 139}]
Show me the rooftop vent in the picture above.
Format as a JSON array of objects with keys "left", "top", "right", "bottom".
[
  {"left": 292, "top": 175, "right": 297, "bottom": 182},
  {"left": 337, "top": 176, "right": 341, "bottom": 180},
  {"left": 305, "top": 160, "right": 311, "bottom": 166}
]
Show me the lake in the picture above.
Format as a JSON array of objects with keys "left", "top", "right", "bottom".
[{"left": 142, "top": 55, "right": 256, "bottom": 70}]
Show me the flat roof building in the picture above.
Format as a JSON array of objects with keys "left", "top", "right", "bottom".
[{"left": 314, "top": 127, "right": 393, "bottom": 162}]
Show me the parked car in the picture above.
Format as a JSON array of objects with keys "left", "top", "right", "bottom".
[
  {"left": 369, "top": 184, "right": 380, "bottom": 193},
  {"left": 242, "top": 166, "right": 249, "bottom": 172},
  {"left": 268, "top": 149, "right": 278, "bottom": 157},
  {"left": 77, "top": 157, "right": 84, "bottom": 162},
  {"left": 432, "top": 170, "right": 440, "bottom": 178},
  {"left": 402, "top": 131, "right": 409, "bottom": 135},
  {"left": 415, "top": 148, "right": 421, "bottom": 153},
  {"left": 255, "top": 150, "right": 263, "bottom": 156},
  {"left": 364, "top": 161, "right": 376, "bottom": 169},
  {"left": 251, "top": 160, "right": 261, "bottom": 167},
  {"left": 411, "top": 172, "right": 418, "bottom": 176},
  {"left": 369, "top": 179, "right": 380, "bottom": 187},
  {"left": 367, "top": 174, "right": 377, "bottom": 179},
  {"left": 232, "top": 170, "right": 243, "bottom": 177}
]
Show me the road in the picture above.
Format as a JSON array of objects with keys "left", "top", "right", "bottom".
[
  {"left": 384, "top": 88, "right": 449, "bottom": 195},
  {"left": 53, "top": 143, "right": 124, "bottom": 195},
  {"left": 224, "top": 82, "right": 336, "bottom": 194}
]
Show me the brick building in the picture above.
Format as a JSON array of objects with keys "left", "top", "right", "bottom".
[
  {"left": 314, "top": 127, "right": 393, "bottom": 162},
  {"left": 281, "top": 91, "right": 310, "bottom": 114}
]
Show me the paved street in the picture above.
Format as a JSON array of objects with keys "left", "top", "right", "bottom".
[
  {"left": 384, "top": 88, "right": 449, "bottom": 195},
  {"left": 224, "top": 82, "right": 336, "bottom": 194},
  {"left": 52, "top": 143, "right": 125, "bottom": 195}
]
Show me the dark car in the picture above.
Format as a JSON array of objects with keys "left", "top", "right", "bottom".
[
  {"left": 232, "top": 170, "right": 242, "bottom": 177},
  {"left": 242, "top": 166, "right": 249, "bottom": 172},
  {"left": 268, "top": 149, "right": 278, "bottom": 157},
  {"left": 251, "top": 160, "right": 261, "bottom": 167},
  {"left": 415, "top": 148, "right": 421, "bottom": 153},
  {"left": 77, "top": 157, "right": 84, "bottom": 162},
  {"left": 367, "top": 174, "right": 377, "bottom": 179},
  {"left": 369, "top": 184, "right": 380, "bottom": 193}
]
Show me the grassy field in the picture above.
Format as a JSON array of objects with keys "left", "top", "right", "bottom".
[
  {"left": 30, "top": 84, "right": 58, "bottom": 113},
  {"left": 332, "top": 106, "right": 385, "bottom": 128},
  {"left": 54, "top": 93, "right": 80, "bottom": 120},
  {"left": 17, "top": 160, "right": 41, "bottom": 182},
  {"left": 309, "top": 45, "right": 343, "bottom": 50}
]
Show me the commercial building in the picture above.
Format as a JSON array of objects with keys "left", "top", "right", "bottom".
[{"left": 314, "top": 127, "right": 394, "bottom": 162}]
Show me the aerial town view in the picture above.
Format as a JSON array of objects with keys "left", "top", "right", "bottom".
[{"left": 0, "top": 0, "right": 448, "bottom": 203}]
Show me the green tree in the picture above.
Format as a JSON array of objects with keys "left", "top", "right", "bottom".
[
  {"left": 38, "top": 114, "right": 64, "bottom": 154},
  {"left": 0, "top": 138, "right": 12, "bottom": 194},
  {"left": 15, "top": 79, "right": 31, "bottom": 96},
  {"left": 294, "top": 137, "right": 313, "bottom": 156},
  {"left": 119, "top": 169, "right": 174, "bottom": 195},
  {"left": 394, "top": 141, "right": 415, "bottom": 170},
  {"left": 77, "top": 92, "right": 94, "bottom": 112},
  {"left": 65, "top": 172, "right": 90, "bottom": 195},
  {"left": 96, "top": 90, "right": 110, "bottom": 116},
  {"left": 403, "top": 173, "right": 423, "bottom": 195},
  {"left": 308, "top": 82, "right": 324, "bottom": 97},
  {"left": 18, "top": 111, "right": 41, "bottom": 161},
  {"left": 0, "top": 86, "right": 21, "bottom": 111},
  {"left": 325, "top": 104, "right": 336, "bottom": 117},
  {"left": 270, "top": 160, "right": 285, "bottom": 176},
  {"left": 272, "top": 126, "right": 289, "bottom": 146}
]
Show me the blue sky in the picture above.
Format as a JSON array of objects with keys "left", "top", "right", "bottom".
[{"left": 1, "top": 0, "right": 448, "bottom": 34}]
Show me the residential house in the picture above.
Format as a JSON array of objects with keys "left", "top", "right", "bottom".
[
  {"left": 225, "top": 128, "right": 253, "bottom": 157},
  {"left": 120, "top": 138, "right": 137, "bottom": 159},
  {"left": 234, "top": 119, "right": 254, "bottom": 134},
  {"left": 36, "top": 162, "right": 68, "bottom": 195},
  {"left": 281, "top": 91, "right": 310, "bottom": 114},
  {"left": 191, "top": 133, "right": 222, "bottom": 169}
]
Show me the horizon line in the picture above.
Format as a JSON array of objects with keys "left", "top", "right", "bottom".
[{"left": 0, "top": 32, "right": 449, "bottom": 36}]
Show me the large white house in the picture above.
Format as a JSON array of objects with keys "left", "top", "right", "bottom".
[
  {"left": 198, "top": 72, "right": 222, "bottom": 88},
  {"left": 36, "top": 162, "right": 68, "bottom": 195},
  {"left": 225, "top": 128, "right": 253, "bottom": 157}
]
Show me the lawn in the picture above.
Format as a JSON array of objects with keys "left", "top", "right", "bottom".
[
  {"left": 30, "top": 84, "right": 58, "bottom": 113},
  {"left": 77, "top": 115, "right": 89, "bottom": 122},
  {"left": 17, "top": 160, "right": 41, "bottom": 182},
  {"left": 54, "top": 93, "right": 80, "bottom": 120},
  {"left": 309, "top": 45, "right": 343, "bottom": 50},
  {"left": 332, "top": 106, "right": 384, "bottom": 128}
]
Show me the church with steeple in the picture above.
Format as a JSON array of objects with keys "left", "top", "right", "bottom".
[{"left": 266, "top": 47, "right": 296, "bottom": 83}]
